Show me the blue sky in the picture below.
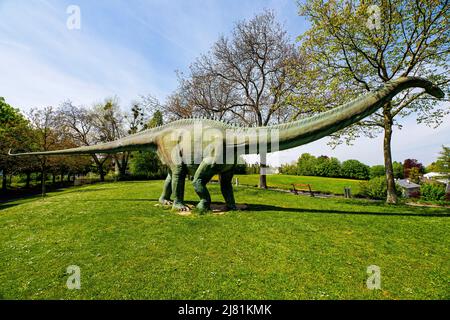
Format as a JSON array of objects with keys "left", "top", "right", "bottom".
[{"left": 0, "top": 0, "right": 448, "bottom": 166}]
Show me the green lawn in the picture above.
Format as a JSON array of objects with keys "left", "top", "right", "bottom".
[
  {"left": 235, "top": 174, "right": 364, "bottom": 195},
  {"left": 0, "top": 180, "right": 449, "bottom": 299}
]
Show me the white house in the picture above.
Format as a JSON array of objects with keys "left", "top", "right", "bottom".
[{"left": 423, "top": 172, "right": 446, "bottom": 179}]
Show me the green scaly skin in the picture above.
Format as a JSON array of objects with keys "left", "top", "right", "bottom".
[{"left": 9, "top": 77, "right": 445, "bottom": 212}]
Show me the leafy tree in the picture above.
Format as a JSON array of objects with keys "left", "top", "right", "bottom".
[
  {"left": 341, "top": 159, "right": 370, "bottom": 180},
  {"left": 436, "top": 145, "right": 449, "bottom": 173},
  {"left": 171, "top": 10, "right": 302, "bottom": 188},
  {"left": 393, "top": 161, "right": 404, "bottom": 179},
  {"left": 0, "top": 98, "right": 34, "bottom": 192},
  {"left": 403, "top": 159, "right": 424, "bottom": 178},
  {"left": 408, "top": 167, "right": 421, "bottom": 184},
  {"left": 295, "top": 0, "right": 449, "bottom": 203},
  {"left": 280, "top": 163, "right": 297, "bottom": 175},
  {"left": 129, "top": 110, "right": 166, "bottom": 179},
  {"left": 314, "top": 156, "right": 342, "bottom": 177},
  {"left": 296, "top": 153, "right": 317, "bottom": 176},
  {"left": 370, "top": 165, "right": 385, "bottom": 178}
]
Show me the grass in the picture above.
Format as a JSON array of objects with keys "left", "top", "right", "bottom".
[
  {"left": 0, "top": 180, "right": 449, "bottom": 300},
  {"left": 234, "top": 174, "right": 364, "bottom": 195}
]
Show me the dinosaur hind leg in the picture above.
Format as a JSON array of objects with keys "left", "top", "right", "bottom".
[
  {"left": 171, "top": 165, "right": 189, "bottom": 211},
  {"left": 220, "top": 169, "right": 237, "bottom": 210},
  {"left": 192, "top": 161, "right": 217, "bottom": 212},
  {"left": 158, "top": 173, "right": 172, "bottom": 205}
]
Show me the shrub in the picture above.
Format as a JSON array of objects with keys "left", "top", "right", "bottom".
[
  {"left": 420, "top": 182, "right": 446, "bottom": 201},
  {"left": 360, "top": 176, "right": 402, "bottom": 200},
  {"left": 360, "top": 176, "right": 387, "bottom": 199},
  {"left": 341, "top": 159, "right": 370, "bottom": 180}
]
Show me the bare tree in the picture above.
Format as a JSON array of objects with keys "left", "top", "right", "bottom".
[
  {"left": 58, "top": 101, "right": 111, "bottom": 181},
  {"left": 170, "top": 10, "right": 302, "bottom": 188}
]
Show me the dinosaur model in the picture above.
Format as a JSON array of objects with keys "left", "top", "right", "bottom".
[{"left": 9, "top": 77, "right": 444, "bottom": 212}]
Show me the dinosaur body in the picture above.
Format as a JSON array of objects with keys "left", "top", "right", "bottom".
[{"left": 10, "top": 77, "right": 444, "bottom": 211}]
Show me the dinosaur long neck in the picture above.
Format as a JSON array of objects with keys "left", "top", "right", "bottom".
[{"left": 266, "top": 77, "right": 442, "bottom": 152}]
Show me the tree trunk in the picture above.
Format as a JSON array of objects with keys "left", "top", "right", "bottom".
[
  {"left": 259, "top": 152, "right": 268, "bottom": 189},
  {"left": 52, "top": 173, "right": 56, "bottom": 184},
  {"left": 383, "top": 104, "right": 398, "bottom": 204},
  {"left": 26, "top": 172, "right": 31, "bottom": 188},
  {"left": 41, "top": 167, "right": 47, "bottom": 197},
  {"left": 2, "top": 172, "right": 7, "bottom": 193},
  {"left": 92, "top": 155, "right": 106, "bottom": 182}
]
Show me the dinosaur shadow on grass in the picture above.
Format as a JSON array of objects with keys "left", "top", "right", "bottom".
[{"left": 248, "top": 203, "right": 450, "bottom": 218}]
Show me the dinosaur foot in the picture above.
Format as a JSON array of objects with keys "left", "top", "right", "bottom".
[
  {"left": 196, "top": 200, "right": 211, "bottom": 213},
  {"left": 159, "top": 198, "right": 173, "bottom": 206},
  {"left": 172, "top": 202, "right": 191, "bottom": 212}
]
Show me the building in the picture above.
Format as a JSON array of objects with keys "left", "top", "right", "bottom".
[{"left": 396, "top": 179, "right": 420, "bottom": 198}]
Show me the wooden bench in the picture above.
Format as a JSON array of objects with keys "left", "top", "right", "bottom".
[{"left": 291, "top": 183, "right": 314, "bottom": 197}]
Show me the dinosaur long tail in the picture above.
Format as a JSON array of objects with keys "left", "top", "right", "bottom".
[{"left": 9, "top": 132, "right": 157, "bottom": 156}]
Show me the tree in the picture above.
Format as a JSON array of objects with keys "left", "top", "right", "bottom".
[
  {"left": 296, "top": 0, "right": 449, "bottom": 203},
  {"left": 393, "top": 161, "right": 404, "bottom": 179},
  {"left": 403, "top": 158, "right": 424, "bottom": 178},
  {"left": 280, "top": 162, "right": 297, "bottom": 175},
  {"left": 408, "top": 166, "right": 421, "bottom": 184},
  {"left": 314, "top": 156, "right": 342, "bottom": 177},
  {"left": 435, "top": 145, "right": 449, "bottom": 173},
  {"left": 129, "top": 110, "right": 167, "bottom": 179},
  {"left": 296, "top": 153, "right": 317, "bottom": 176},
  {"left": 0, "top": 98, "right": 34, "bottom": 192},
  {"left": 370, "top": 165, "right": 385, "bottom": 178},
  {"left": 174, "top": 10, "right": 302, "bottom": 188},
  {"left": 28, "top": 107, "right": 61, "bottom": 196},
  {"left": 58, "top": 101, "right": 111, "bottom": 181},
  {"left": 341, "top": 159, "right": 370, "bottom": 180}
]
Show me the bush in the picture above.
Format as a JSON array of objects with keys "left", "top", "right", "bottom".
[
  {"left": 360, "top": 176, "right": 402, "bottom": 200},
  {"left": 341, "top": 159, "right": 370, "bottom": 180},
  {"left": 420, "top": 182, "right": 446, "bottom": 201},
  {"left": 360, "top": 176, "right": 387, "bottom": 199}
]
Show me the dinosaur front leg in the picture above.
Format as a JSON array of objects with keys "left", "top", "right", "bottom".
[
  {"left": 171, "top": 165, "right": 189, "bottom": 211},
  {"left": 158, "top": 173, "right": 173, "bottom": 205},
  {"left": 220, "top": 169, "right": 237, "bottom": 210},
  {"left": 192, "top": 162, "right": 217, "bottom": 212}
]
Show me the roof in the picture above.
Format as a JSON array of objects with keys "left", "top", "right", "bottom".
[
  {"left": 423, "top": 172, "right": 446, "bottom": 178},
  {"left": 397, "top": 179, "right": 420, "bottom": 189}
]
